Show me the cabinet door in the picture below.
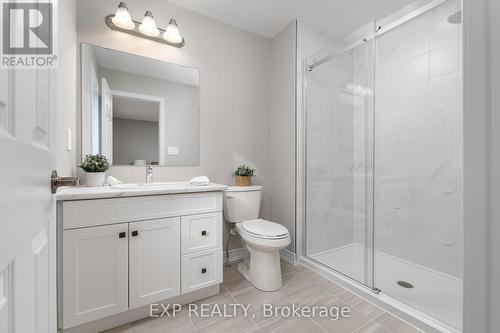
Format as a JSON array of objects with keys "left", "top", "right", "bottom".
[
  {"left": 62, "top": 223, "right": 128, "bottom": 329},
  {"left": 129, "top": 218, "right": 180, "bottom": 309}
]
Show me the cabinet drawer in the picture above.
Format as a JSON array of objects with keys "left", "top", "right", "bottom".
[
  {"left": 61, "top": 192, "right": 223, "bottom": 229},
  {"left": 181, "top": 249, "right": 222, "bottom": 293},
  {"left": 181, "top": 213, "right": 222, "bottom": 254}
]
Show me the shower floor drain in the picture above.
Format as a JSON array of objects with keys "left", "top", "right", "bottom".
[{"left": 396, "top": 280, "right": 414, "bottom": 289}]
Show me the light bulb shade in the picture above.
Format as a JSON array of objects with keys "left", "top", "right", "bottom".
[
  {"left": 163, "top": 19, "right": 183, "bottom": 44},
  {"left": 138, "top": 11, "right": 159, "bottom": 37},
  {"left": 111, "top": 2, "right": 135, "bottom": 30}
]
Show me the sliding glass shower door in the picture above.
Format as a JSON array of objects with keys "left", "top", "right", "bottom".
[
  {"left": 304, "top": 0, "right": 463, "bottom": 329},
  {"left": 305, "top": 22, "right": 376, "bottom": 288}
]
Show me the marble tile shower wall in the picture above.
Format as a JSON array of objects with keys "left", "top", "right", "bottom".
[
  {"left": 306, "top": 51, "right": 357, "bottom": 255},
  {"left": 352, "top": 42, "right": 374, "bottom": 247},
  {"left": 373, "top": 0, "right": 463, "bottom": 277}
]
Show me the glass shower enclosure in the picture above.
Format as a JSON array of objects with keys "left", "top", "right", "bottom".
[
  {"left": 305, "top": 21, "right": 376, "bottom": 288},
  {"left": 304, "top": 0, "right": 463, "bottom": 330}
]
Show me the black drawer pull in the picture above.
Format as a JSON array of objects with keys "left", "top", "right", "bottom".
[
  {"left": 201, "top": 230, "right": 207, "bottom": 236},
  {"left": 118, "top": 232, "right": 126, "bottom": 238},
  {"left": 131, "top": 230, "right": 139, "bottom": 237},
  {"left": 201, "top": 268, "right": 207, "bottom": 274}
]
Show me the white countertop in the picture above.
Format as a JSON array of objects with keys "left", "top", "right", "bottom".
[{"left": 55, "top": 183, "right": 228, "bottom": 201}]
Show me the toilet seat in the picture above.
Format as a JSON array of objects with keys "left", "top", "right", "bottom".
[{"left": 241, "top": 219, "right": 289, "bottom": 239}]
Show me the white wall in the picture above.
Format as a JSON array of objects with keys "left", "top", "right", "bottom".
[
  {"left": 77, "top": 0, "right": 272, "bottom": 250},
  {"left": 99, "top": 67, "right": 199, "bottom": 166},
  {"left": 269, "top": 22, "right": 297, "bottom": 253},
  {"left": 54, "top": 0, "right": 77, "bottom": 176}
]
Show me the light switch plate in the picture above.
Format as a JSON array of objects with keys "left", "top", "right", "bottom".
[
  {"left": 66, "top": 128, "right": 72, "bottom": 151},
  {"left": 167, "top": 146, "right": 180, "bottom": 155}
]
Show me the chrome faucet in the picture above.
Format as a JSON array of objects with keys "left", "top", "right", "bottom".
[{"left": 146, "top": 165, "right": 153, "bottom": 184}]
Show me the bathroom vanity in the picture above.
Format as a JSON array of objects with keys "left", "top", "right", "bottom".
[{"left": 56, "top": 183, "right": 226, "bottom": 332}]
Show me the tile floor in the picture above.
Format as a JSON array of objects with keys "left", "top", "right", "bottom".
[{"left": 105, "top": 261, "right": 425, "bottom": 333}]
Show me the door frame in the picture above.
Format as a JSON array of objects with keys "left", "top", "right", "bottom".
[
  {"left": 110, "top": 90, "right": 166, "bottom": 165},
  {"left": 462, "top": 0, "right": 498, "bottom": 332}
]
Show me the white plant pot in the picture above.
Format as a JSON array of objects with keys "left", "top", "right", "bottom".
[{"left": 85, "top": 172, "right": 105, "bottom": 187}]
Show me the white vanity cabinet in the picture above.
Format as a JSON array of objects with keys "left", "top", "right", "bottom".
[{"left": 57, "top": 191, "right": 224, "bottom": 331}]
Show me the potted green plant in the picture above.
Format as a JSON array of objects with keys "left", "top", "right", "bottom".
[
  {"left": 232, "top": 164, "right": 256, "bottom": 186},
  {"left": 80, "top": 154, "right": 110, "bottom": 187}
]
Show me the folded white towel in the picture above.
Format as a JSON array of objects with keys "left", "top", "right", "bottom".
[
  {"left": 190, "top": 176, "right": 210, "bottom": 186},
  {"left": 106, "top": 176, "right": 123, "bottom": 186}
]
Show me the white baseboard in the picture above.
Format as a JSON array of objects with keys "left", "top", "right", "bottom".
[
  {"left": 223, "top": 248, "right": 245, "bottom": 263},
  {"left": 280, "top": 249, "right": 297, "bottom": 264}
]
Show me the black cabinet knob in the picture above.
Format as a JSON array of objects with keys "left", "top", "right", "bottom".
[
  {"left": 201, "top": 268, "right": 207, "bottom": 274},
  {"left": 118, "top": 232, "right": 126, "bottom": 238},
  {"left": 131, "top": 230, "right": 139, "bottom": 237},
  {"left": 201, "top": 230, "right": 207, "bottom": 236}
]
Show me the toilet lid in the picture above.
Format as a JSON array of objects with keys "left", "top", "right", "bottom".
[{"left": 241, "top": 219, "right": 289, "bottom": 239}]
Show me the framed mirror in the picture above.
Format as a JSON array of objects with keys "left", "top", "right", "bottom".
[{"left": 80, "top": 43, "right": 200, "bottom": 166}]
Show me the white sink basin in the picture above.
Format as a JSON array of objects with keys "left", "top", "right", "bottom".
[{"left": 111, "top": 182, "right": 189, "bottom": 190}]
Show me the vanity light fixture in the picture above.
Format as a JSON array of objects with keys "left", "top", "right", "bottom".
[
  {"left": 111, "top": 2, "right": 134, "bottom": 30},
  {"left": 105, "top": 2, "right": 185, "bottom": 48},
  {"left": 138, "top": 11, "right": 160, "bottom": 37},
  {"left": 164, "top": 19, "right": 183, "bottom": 44}
]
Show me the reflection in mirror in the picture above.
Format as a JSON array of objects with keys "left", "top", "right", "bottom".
[{"left": 81, "top": 43, "right": 199, "bottom": 166}]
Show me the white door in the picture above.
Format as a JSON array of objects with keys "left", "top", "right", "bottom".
[
  {"left": 129, "top": 218, "right": 180, "bottom": 309},
  {"left": 62, "top": 223, "right": 129, "bottom": 329},
  {"left": 101, "top": 77, "right": 113, "bottom": 163},
  {"left": 0, "top": 62, "right": 54, "bottom": 333}
]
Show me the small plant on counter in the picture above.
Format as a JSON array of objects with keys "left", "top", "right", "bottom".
[
  {"left": 80, "top": 154, "right": 109, "bottom": 187},
  {"left": 232, "top": 165, "right": 255, "bottom": 186},
  {"left": 80, "top": 154, "right": 110, "bottom": 172}
]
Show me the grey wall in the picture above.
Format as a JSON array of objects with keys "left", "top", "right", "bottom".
[
  {"left": 269, "top": 22, "right": 297, "bottom": 254},
  {"left": 113, "top": 118, "right": 159, "bottom": 165},
  {"left": 99, "top": 67, "right": 199, "bottom": 166},
  {"left": 77, "top": 0, "right": 272, "bottom": 251}
]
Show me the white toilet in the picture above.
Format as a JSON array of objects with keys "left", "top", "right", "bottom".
[{"left": 223, "top": 185, "right": 291, "bottom": 291}]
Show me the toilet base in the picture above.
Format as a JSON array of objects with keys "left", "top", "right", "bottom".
[{"left": 237, "top": 244, "right": 283, "bottom": 292}]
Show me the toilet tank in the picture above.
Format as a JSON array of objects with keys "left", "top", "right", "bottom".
[{"left": 223, "top": 185, "right": 262, "bottom": 223}]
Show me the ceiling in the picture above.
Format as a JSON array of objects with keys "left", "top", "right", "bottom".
[
  {"left": 113, "top": 95, "right": 159, "bottom": 122},
  {"left": 168, "top": 0, "right": 418, "bottom": 39}
]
